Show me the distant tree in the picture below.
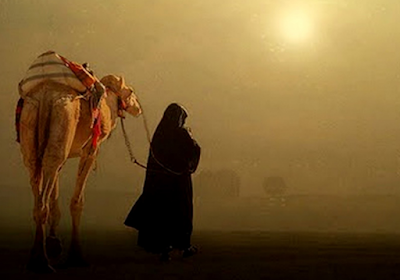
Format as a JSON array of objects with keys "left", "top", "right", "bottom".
[
  {"left": 194, "top": 169, "right": 240, "bottom": 199},
  {"left": 263, "top": 176, "right": 287, "bottom": 198}
]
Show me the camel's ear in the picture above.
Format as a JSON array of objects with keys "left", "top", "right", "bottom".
[{"left": 118, "top": 76, "right": 125, "bottom": 89}]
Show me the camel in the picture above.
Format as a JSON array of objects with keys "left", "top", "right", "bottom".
[{"left": 17, "top": 53, "right": 142, "bottom": 273}]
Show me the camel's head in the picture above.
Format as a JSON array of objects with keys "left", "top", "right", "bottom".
[{"left": 100, "top": 75, "right": 142, "bottom": 117}]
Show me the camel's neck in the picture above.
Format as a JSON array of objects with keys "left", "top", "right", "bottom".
[{"left": 104, "top": 92, "right": 120, "bottom": 130}]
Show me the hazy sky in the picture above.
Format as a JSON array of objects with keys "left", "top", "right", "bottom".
[{"left": 1, "top": 0, "right": 400, "bottom": 195}]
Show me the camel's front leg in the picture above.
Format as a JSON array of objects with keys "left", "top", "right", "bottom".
[{"left": 68, "top": 145, "right": 98, "bottom": 267}]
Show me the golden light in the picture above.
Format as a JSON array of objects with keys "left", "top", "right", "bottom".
[{"left": 278, "top": 9, "right": 313, "bottom": 44}]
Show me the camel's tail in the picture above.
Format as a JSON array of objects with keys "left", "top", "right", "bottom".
[
  {"left": 36, "top": 91, "right": 52, "bottom": 163},
  {"left": 15, "top": 98, "right": 24, "bottom": 143}
]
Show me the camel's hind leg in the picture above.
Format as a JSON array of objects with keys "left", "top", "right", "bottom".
[
  {"left": 67, "top": 144, "right": 98, "bottom": 267},
  {"left": 24, "top": 95, "right": 79, "bottom": 272},
  {"left": 46, "top": 176, "right": 63, "bottom": 260},
  {"left": 39, "top": 96, "right": 80, "bottom": 261},
  {"left": 19, "top": 97, "right": 54, "bottom": 273}
]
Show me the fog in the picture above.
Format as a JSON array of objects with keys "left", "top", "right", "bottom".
[{"left": 1, "top": 0, "right": 400, "bottom": 232}]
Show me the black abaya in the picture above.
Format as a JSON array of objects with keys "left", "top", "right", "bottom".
[{"left": 124, "top": 103, "right": 201, "bottom": 253}]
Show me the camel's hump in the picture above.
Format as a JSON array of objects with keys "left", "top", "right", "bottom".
[{"left": 19, "top": 51, "right": 87, "bottom": 97}]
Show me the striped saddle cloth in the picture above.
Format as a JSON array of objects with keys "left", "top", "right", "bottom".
[
  {"left": 19, "top": 51, "right": 96, "bottom": 97},
  {"left": 16, "top": 51, "right": 103, "bottom": 147}
]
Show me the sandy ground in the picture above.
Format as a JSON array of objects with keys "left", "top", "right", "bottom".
[
  {"left": 3, "top": 187, "right": 400, "bottom": 279},
  {"left": 2, "top": 227, "right": 400, "bottom": 280}
]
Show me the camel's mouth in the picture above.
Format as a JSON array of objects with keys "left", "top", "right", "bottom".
[
  {"left": 100, "top": 74, "right": 142, "bottom": 118},
  {"left": 114, "top": 84, "right": 141, "bottom": 117},
  {"left": 123, "top": 93, "right": 142, "bottom": 117},
  {"left": 111, "top": 87, "right": 142, "bottom": 118}
]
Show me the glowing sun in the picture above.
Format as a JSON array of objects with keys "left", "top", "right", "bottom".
[{"left": 278, "top": 10, "right": 313, "bottom": 44}]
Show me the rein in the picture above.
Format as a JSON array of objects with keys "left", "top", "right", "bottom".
[
  {"left": 120, "top": 116, "right": 147, "bottom": 169},
  {"left": 119, "top": 100, "right": 184, "bottom": 176}
]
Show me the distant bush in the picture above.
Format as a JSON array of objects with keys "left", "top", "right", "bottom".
[{"left": 263, "top": 176, "right": 287, "bottom": 197}]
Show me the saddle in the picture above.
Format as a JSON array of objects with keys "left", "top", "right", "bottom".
[
  {"left": 19, "top": 51, "right": 97, "bottom": 97},
  {"left": 16, "top": 51, "right": 104, "bottom": 147}
]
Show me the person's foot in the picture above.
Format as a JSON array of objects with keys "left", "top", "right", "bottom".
[{"left": 182, "top": 246, "right": 198, "bottom": 258}]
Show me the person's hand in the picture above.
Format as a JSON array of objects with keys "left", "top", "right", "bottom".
[{"left": 186, "top": 127, "right": 193, "bottom": 136}]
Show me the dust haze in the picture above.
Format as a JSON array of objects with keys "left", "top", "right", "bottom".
[{"left": 1, "top": 0, "right": 400, "bottom": 233}]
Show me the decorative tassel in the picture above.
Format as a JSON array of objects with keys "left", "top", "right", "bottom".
[{"left": 92, "top": 112, "right": 102, "bottom": 149}]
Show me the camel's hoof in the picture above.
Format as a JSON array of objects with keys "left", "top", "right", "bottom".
[
  {"left": 66, "top": 258, "right": 90, "bottom": 268},
  {"left": 66, "top": 253, "right": 90, "bottom": 268},
  {"left": 46, "top": 236, "right": 63, "bottom": 259},
  {"left": 27, "top": 258, "right": 56, "bottom": 274}
]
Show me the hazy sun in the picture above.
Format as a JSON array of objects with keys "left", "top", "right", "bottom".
[{"left": 278, "top": 10, "right": 313, "bottom": 44}]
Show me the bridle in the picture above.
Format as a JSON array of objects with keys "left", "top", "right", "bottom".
[
  {"left": 110, "top": 86, "right": 150, "bottom": 169},
  {"left": 117, "top": 96, "right": 127, "bottom": 118}
]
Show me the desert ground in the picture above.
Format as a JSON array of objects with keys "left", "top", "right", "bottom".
[
  {"left": 2, "top": 187, "right": 400, "bottom": 279},
  {"left": 3, "top": 228, "right": 400, "bottom": 280}
]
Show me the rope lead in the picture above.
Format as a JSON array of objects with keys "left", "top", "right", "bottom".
[
  {"left": 120, "top": 100, "right": 184, "bottom": 176},
  {"left": 120, "top": 117, "right": 147, "bottom": 169}
]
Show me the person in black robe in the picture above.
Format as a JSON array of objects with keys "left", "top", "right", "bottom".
[{"left": 124, "top": 103, "right": 201, "bottom": 261}]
